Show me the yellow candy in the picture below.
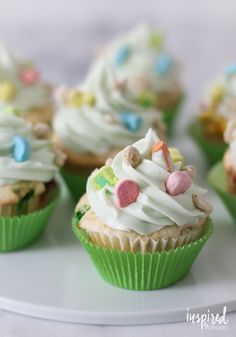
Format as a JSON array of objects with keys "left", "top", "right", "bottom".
[
  {"left": 68, "top": 90, "right": 96, "bottom": 107},
  {"left": 210, "top": 85, "right": 224, "bottom": 103},
  {"left": 82, "top": 92, "right": 96, "bottom": 106},
  {"left": 92, "top": 166, "right": 118, "bottom": 190},
  {"left": 0, "top": 81, "right": 16, "bottom": 101},
  {"left": 68, "top": 90, "right": 84, "bottom": 107},
  {"left": 150, "top": 32, "right": 163, "bottom": 49},
  {"left": 169, "top": 147, "right": 184, "bottom": 166}
]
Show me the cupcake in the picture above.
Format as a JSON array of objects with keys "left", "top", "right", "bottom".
[
  {"left": 87, "top": 24, "right": 183, "bottom": 133},
  {"left": 208, "top": 119, "right": 236, "bottom": 219},
  {"left": 0, "top": 44, "right": 53, "bottom": 125},
  {"left": 189, "top": 64, "right": 236, "bottom": 165},
  {"left": 0, "top": 111, "right": 65, "bottom": 251},
  {"left": 72, "top": 129, "right": 213, "bottom": 290},
  {"left": 53, "top": 68, "right": 165, "bottom": 201}
]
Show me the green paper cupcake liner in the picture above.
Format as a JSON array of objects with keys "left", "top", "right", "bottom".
[
  {"left": 163, "top": 95, "right": 184, "bottom": 138},
  {"left": 188, "top": 120, "right": 227, "bottom": 166},
  {"left": 208, "top": 161, "right": 236, "bottom": 220},
  {"left": 0, "top": 189, "right": 59, "bottom": 252},
  {"left": 61, "top": 168, "right": 88, "bottom": 201},
  {"left": 72, "top": 216, "right": 213, "bottom": 290}
]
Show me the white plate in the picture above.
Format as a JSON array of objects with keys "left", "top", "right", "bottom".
[{"left": 0, "top": 143, "right": 236, "bottom": 325}]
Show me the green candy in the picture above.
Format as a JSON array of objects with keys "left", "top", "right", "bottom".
[
  {"left": 137, "top": 91, "right": 156, "bottom": 108},
  {"left": 93, "top": 166, "right": 118, "bottom": 190}
]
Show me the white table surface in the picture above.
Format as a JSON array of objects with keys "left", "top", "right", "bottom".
[{"left": 0, "top": 0, "right": 236, "bottom": 335}]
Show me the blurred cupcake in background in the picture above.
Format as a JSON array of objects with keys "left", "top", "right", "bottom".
[
  {"left": 88, "top": 23, "right": 183, "bottom": 134},
  {"left": 208, "top": 119, "right": 236, "bottom": 220},
  {"left": 189, "top": 64, "right": 236, "bottom": 166},
  {"left": 0, "top": 110, "right": 65, "bottom": 251},
  {"left": 72, "top": 129, "right": 213, "bottom": 290},
  {"left": 0, "top": 44, "right": 53, "bottom": 125},
  {"left": 53, "top": 66, "right": 165, "bottom": 201}
]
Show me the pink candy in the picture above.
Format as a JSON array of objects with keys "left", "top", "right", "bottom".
[
  {"left": 115, "top": 180, "right": 140, "bottom": 208},
  {"left": 20, "top": 69, "right": 39, "bottom": 85},
  {"left": 166, "top": 171, "right": 192, "bottom": 196}
]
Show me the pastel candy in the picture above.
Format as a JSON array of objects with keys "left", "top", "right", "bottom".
[
  {"left": 13, "top": 136, "right": 30, "bottom": 162},
  {"left": 93, "top": 166, "right": 118, "bottom": 190},
  {"left": 115, "top": 179, "right": 140, "bottom": 208},
  {"left": 154, "top": 54, "right": 172, "bottom": 75},
  {"left": 225, "top": 64, "right": 236, "bottom": 76},
  {"left": 113, "top": 45, "right": 131, "bottom": 66},
  {"left": 20, "top": 68, "right": 39, "bottom": 85},
  {"left": 0, "top": 81, "right": 16, "bottom": 101},
  {"left": 150, "top": 31, "right": 163, "bottom": 48},
  {"left": 166, "top": 171, "right": 192, "bottom": 196},
  {"left": 169, "top": 147, "right": 184, "bottom": 167},
  {"left": 121, "top": 111, "right": 142, "bottom": 131},
  {"left": 137, "top": 91, "right": 156, "bottom": 108}
]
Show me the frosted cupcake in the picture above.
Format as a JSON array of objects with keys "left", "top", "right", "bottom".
[
  {"left": 53, "top": 71, "right": 165, "bottom": 200},
  {"left": 73, "top": 129, "right": 213, "bottom": 290},
  {"left": 190, "top": 64, "right": 236, "bottom": 165},
  {"left": 0, "top": 111, "right": 65, "bottom": 251},
  {"left": 208, "top": 119, "right": 236, "bottom": 219},
  {"left": 87, "top": 24, "right": 183, "bottom": 133},
  {"left": 0, "top": 44, "right": 53, "bottom": 125}
]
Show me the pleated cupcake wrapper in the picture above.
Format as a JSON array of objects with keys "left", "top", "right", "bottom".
[
  {"left": 61, "top": 168, "right": 88, "bottom": 202},
  {"left": 0, "top": 193, "right": 59, "bottom": 252},
  {"left": 87, "top": 224, "right": 203, "bottom": 254},
  {"left": 72, "top": 218, "right": 213, "bottom": 290},
  {"left": 163, "top": 95, "right": 184, "bottom": 137},
  {"left": 188, "top": 120, "right": 227, "bottom": 166},
  {"left": 208, "top": 161, "right": 236, "bottom": 220}
]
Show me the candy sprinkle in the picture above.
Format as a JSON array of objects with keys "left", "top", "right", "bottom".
[
  {"left": 152, "top": 141, "right": 172, "bottom": 172},
  {"left": 112, "top": 45, "right": 131, "bottom": 66},
  {"left": 115, "top": 179, "right": 140, "bottom": 208},
  {"left": 154, "top": 54, "right": 172, "bottom": 75},
  {"left": 121, "top": 112, "right": 142, "bottom": 131},
  {"left": 13, "top": 136, "right": 30, "bottom": 162},
  {"left": 92, "top": 166, "right": 118, "bottom": 190}
]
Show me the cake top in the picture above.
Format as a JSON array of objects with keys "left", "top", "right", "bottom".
[
  {"left": 0, "top": 110, "right": 65, "bottom": 187},
  {"left": 85, "top": 24, "right": 181, "bottom": 106},
  {"left": 0, "top": 44, "right": 51, "bottom": 114},
  {"left": 87, "top": 129, "right": 212, "bottom": 235}
]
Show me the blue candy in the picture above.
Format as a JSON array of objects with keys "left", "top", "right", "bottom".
[
  {"left": 154, "top": 54, "right": 172, "bottom": 75},
  {"left": 13, "top": 136, "right": 30, "bottom": 162},
  {"left": 121, "top": 112, "right": 142, "bottom": 131},
  {"left": 225, "top": 64, "right": 236, "bottom": 76},
  {"left": 112, "top": 45, "right": 131, "bottom": 66}
]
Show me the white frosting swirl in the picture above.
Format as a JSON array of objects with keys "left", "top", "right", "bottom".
[
  {"left": 0, "top": 112, "right": 58, "bottom": 186},
  {"left": 87, "top": 129, "right": 208, "bottom": 235},
  {"left": 53, "top": 104, "right": 159, "bottom": 155},
  {"left": 0, "top": 44, "right": 51, "bottom": 113},
  {"left": 87, "top": 24, "right": 180, "bottom": 97}
]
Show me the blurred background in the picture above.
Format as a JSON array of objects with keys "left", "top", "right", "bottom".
[{"left": 0, "top": 0, "right": 235, "bottom": 126}]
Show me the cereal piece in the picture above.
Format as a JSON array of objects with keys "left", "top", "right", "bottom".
[
  {"left": 166, "top": 171, "right": 192, "bottom": 196},
  {"left": 192, "top": 194, "right": 213, "bottom": 214},
  {"left": 183, "top": 165, "right": 196, "bottom": 178},
  {"left": 33, "top": 123, "right": 50, "bottom": 139},
  {"left": 115, "top": 179, "right": 140, "bottom": 208},
  {"left": 123, "top": 146, "right": 142, "bottom": 167}
]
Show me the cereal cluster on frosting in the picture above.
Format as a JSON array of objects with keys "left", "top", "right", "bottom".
[{"left": 92, "top": 137, "right": 212, "bottom": 213}]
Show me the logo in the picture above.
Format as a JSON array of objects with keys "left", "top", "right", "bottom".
[{"left": 186, "top": 306, "right": 229, "bottom": 330}]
